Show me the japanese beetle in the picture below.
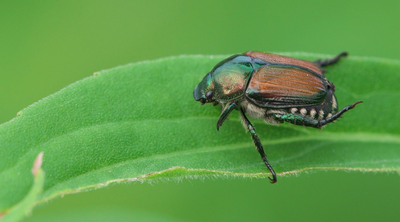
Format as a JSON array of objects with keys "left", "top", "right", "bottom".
[{"left": 193, "top": 51, "right": 362, "bottom": 183}]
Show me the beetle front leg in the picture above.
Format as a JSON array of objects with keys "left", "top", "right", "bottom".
[
  {"left": 217, "top": 102, "right": 237, "bottom": 131},
  {"left": 239, "top": 108, "right": 277, "bottom": 184}
]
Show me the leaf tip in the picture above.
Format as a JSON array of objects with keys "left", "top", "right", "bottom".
[{"left": 32, "top": 152, "right": 44, "bottom": 177}]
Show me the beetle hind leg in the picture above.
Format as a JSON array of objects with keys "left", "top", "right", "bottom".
[
  {"left": 274, "top": 101, "right": 362, "bottom": 129},
  {"left": 239, "top": 108, "right": 277, "bottom": 183},
  {"left": 315, "top": 52, "right": 348, "bottom": 69},
  {"left": 317, "top": 101, "right": 362, "bottom": 129}
]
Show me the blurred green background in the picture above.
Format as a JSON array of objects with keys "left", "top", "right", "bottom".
[{"left": 1, "top": 1, "right": 399, "bottom": 221}]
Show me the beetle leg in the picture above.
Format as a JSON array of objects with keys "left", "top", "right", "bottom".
[
  {"left": 239, "top": 107, "right": 277, "bottom": 184},
  {"left": 273, "top": 113, "right": 318, "bottom": 128},
  {"left": 217, "top": 102, "right": 237, "bottom": 131},
  {"left": 317, "top": 101, "right": 363, "bottom": 129},
  {"left": 274, "top": 101, "right": 362, "bottom": 129},
  {"left": 315, "top": 52, "right": 348, "bottom": 69}
]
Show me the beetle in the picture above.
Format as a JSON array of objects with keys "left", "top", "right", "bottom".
[{"left": 193, "top": 51, "right": 362, "bottom": 183}]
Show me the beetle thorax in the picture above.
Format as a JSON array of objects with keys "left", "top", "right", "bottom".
[{"left": 213, "top": 73, "right": 247, "bottom": 101}]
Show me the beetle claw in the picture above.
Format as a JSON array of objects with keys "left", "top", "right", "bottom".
[
  {"left": 268, "top": 175, "right": 277, "bottom": 184},
  {"left": 351, "top": 101, "right": 363, "bottom": 108}
]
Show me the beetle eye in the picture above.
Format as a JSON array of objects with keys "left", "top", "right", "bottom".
[{"left": 205, "top": 91, "right": 213, "bottom": 99}]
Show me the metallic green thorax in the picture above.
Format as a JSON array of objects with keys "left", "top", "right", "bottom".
[{"left": 194, "top": 55, "right": 256, "bottom": 103}]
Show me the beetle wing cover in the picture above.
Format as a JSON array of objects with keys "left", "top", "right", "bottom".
[
  {"left": 246, "top": 65, "right": 327, "bottom": 108},
  {"left": 245, "top": 51, "right": 322, "bottom": 75}
]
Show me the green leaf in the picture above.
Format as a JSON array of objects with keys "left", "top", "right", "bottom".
[{"left": 1, "top": 53, "right": 399, "bottom": 213}]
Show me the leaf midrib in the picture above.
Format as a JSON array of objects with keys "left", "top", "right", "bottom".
[
  {"left": 42, "top": 130, "right": 400, "bottom": 196},
  {"left": 2, "top": 115, "right": 399, "bottom": 177}
]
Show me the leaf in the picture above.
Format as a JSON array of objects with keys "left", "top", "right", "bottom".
[
  {"left": 1, "top": 153, "right": 44, "bottom": 222},
  {"left": 0, "top": 53, "right": 399, "bottom": 213}
]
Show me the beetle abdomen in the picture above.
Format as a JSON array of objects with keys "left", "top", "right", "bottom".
[{"left": 288, "top": 89, "right": 338, "bottom": 120}]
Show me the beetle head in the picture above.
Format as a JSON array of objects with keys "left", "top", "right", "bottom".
[
  {"left": 194, "top": 72, "right": 215, "bottom": 105},
  {"left": 194, "top": 55, "right": 255, "bottom": 105}
]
